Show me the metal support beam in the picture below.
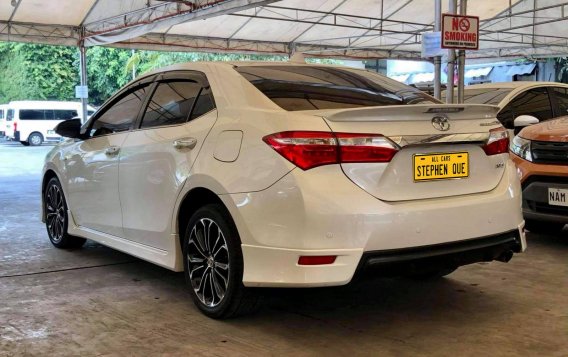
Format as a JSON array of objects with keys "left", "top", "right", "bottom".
[
  {"left": 79, "top": 44, "right": 88, "bottom": 124},
  {"left": 446, "top": 0, "right": 457, "bottom": 104},
  {"left": 434, "top": 0, "right": 442, "bottom": 100},
  {"left": 83, "top": 0, "right": 280, "bottom": 46},
  {"left": 457, "top": 0, "right": 467, "bottom": 104}
]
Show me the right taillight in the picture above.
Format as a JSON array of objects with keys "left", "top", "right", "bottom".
[
  {"left": 13, "top": 122, "right": 17, "bottom": 132},
  {"left": 263, "top": 131, "right": 400, "bottom": 170},
  {"left": 482, "top": 127, "right": 509, "bottom": 155}
]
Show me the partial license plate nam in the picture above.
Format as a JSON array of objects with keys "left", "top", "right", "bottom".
[
  {"left": 413, "top": 152, "right": 469, "bottom": 182},
  {"left": 548, "top": 188, "right": 568, "bottom": 207}
]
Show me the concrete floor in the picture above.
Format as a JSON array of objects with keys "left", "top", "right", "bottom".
[{"left": 0, "top": 140, "right": 567, "bottom": 357}]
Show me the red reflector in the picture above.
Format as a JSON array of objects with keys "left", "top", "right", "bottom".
[
  {"left": 482, "top": 127, "right": 509, "bottom": 155},
  {"left": 298, "top": 255, "right": 337, "bottom": 265},
  {"left": 263, "top": 131, "right": 399, "bottom": 170}
]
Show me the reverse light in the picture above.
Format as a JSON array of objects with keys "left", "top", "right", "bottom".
[
  {"left": 298, "top": 255, "right": 337, "bottom": 265},
  {"left": 263, "top": 131, "right": 400, "bottom": 170},
  {"left": 482, "top": 127, "right": 509, "bottom": 155},
  {"left": 510, "top": 135, "right": 533, "bottom": 162}
]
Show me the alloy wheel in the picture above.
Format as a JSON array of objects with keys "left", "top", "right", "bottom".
[
  {"left": 46, "top": 184, "right": 65, "bottom": 243},
  {"left": 186, "top": 218, "right": 230, "bottom": 308}
]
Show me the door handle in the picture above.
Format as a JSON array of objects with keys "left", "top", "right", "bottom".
[
  {"left": 173, "top": 137, "right": 197, "bottom": 150},
  {"left": 105, "top": 146, "right": 120, "bottom": 156}
]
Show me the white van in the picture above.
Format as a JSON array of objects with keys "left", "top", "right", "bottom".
[
  {"left": 0, "top": 104, "right": 7, "bottom": 137},
  {"left": 5, "top": 101, "right": 96, "bottom": 146}
]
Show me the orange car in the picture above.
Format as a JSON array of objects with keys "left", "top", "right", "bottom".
[{"left": 510, "top": 117, "right": 568, "bottom": 234}]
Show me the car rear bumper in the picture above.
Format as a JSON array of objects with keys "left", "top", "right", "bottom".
[
  {"left": 228, "top": 162, "right": 525, "bottom": 287},
  {"left": 241, "top": 226, "right": 525, "bottom": 287}
]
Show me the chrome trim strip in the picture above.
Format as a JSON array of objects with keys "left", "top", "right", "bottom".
[{"left": 389, "top": 132, "right": 490, "bottom": 147}]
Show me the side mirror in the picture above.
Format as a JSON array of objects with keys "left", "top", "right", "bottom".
[
  {"left": 514, "top": 115, "right": 540, "bottom": 128},
  {"left": 55, "top": 118, "right": 82, "bottom": 139}
]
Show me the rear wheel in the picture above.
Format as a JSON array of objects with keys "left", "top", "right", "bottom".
[
  {"left": 20, "top": 141, "right": 30, "bottom": 146},
  {"left": 525, "top": 220, "right": 565, "bottom": 235},
  {"left": 183, "top": 204, "right": 260, "bottom": 319},
  {"left": 28, "top": 132, "right": 43, "bottom": 146},
  {"left": 44, "top": 177, "right": 86, "bottom": 249}
]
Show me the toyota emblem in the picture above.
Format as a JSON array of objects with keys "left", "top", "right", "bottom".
[{"left": 432, "top": 116, "right": 451, "bottom": 131}]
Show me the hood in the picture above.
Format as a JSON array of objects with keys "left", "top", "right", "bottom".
[{"left": 519, "top": 117, "right": 568, "bottom": 142}]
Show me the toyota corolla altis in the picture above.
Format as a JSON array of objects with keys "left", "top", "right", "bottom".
[{"left": 42, "top": 62, "right": 526, "bottom": 318}]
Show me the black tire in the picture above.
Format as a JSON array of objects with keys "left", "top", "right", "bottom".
[
  {"left": 183, "top": 204, "right": 261, "bottom": 319},
  {"left": 28, "top": 132, "right": 43, "bottom": 146},
  {"left": 525, "top": 220, "right": 565, "bottom": 235},
  {"left": 44, "top": 177, "right": 86, "bottom": 249},
  {"left": 406, "top": 267, "right": 457, "bottom": 280},
  {"left": 20, "top": 141, "right": 30, "bottom": 146}
]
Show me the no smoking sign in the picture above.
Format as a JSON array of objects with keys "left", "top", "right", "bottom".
[{"left": 441, "top": 14, "right": 479, "bottom": 50}]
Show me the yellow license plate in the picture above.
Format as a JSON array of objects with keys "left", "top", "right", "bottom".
[{"left": 413, "top": 152, "right": 469, "bottom": 181}]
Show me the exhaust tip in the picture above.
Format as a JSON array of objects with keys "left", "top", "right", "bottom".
[{"left": 496, "top": 250, "right": 514, "bottom": 263}]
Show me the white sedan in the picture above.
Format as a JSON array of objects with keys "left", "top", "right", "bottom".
[
  {"left": 42, "top": 62, "right": 525, "bottom": 318},
  {"left": 444, "top": 82, "right": 568, "bottom": 133}
]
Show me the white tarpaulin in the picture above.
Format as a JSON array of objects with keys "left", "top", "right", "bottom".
[{"left": 1, "top": 0, "right": 568, "bottom": 59}]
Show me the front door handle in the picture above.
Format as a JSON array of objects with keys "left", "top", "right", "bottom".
[
  {"left": 173, "top": 137, "right": 197, "bottom": 150},
  {"left": 105, "top": 146, "right": 120, "bottom": 156}
]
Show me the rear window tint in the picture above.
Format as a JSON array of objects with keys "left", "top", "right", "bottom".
[{"left": 235, "top": 65, "right": 438, "bottom": 111}]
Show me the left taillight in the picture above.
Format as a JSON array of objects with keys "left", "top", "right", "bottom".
[
  {"left": 263, "top": 131, "right": 399, "bottom": 170},
  {"left": 482, "top": 127, "right": 509, "bottom": 155}
]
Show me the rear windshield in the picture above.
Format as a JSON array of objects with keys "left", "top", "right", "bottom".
[
  {"left": 442, "top": 88, "right": 512, "bottom": 105},
  {"left": 235, "top": 65, "right": 439, "bottom": 111},
  {"left": 6, "top": 109, "right": 14, "bottom": 121}
]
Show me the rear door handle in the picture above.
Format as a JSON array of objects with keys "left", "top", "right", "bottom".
[
  {"left": 173, "top": 137, "right": 197, "bottom": 150},
  {"left": 105, "top": 146, "right": 120, "bottom": 156}
]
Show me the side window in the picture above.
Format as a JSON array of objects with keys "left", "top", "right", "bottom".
[
  {"left": 190, "top": 86, "right": 215, "bottom": 120},
  {"left": 553, "top": 87, "right": 568, "bottom": 116},
  {"left": 497, "top": 88, "right": 552, "bottom": 129},
  {"left": 20, "top": 109, "right": 46, "bottom": 120},
  {"left": 91, "top": 85, "right": 149, "bottom": 136},
  {"left": 141, "top": 81, "right": 201, "bottom": 129},
  {"left": 53, "top": 110, "right": 78, "bottom": 120},
  {"left": 0, "top": 110, "right": 4, "bottom": 120}
]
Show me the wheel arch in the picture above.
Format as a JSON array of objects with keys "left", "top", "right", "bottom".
[{"left": 41, "top": 169, "right": 59, "bottom": 222}]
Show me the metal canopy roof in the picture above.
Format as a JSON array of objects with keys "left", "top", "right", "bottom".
[{"left": 1, "top": 0, "right": 568, "bottom": 60}]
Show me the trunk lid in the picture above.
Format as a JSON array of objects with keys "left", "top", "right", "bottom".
[{"left": 309, "top": 104, "right": 507, "bottom": 202}]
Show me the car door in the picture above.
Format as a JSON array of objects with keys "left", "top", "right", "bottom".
[
  {"left": 497, "top": 87, "right": 554, "bottom": 132},
  {"left": 119, "top": 71, "right": 217, "bottom": 250},
  {"left": 64, "top": 81, "right": 152, "bottom": 237}
]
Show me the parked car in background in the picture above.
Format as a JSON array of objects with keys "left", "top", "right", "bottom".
[
  {"left": 5, "top": 101, "right": 96, "bottom": 146},
  {"left": 443, "top": 82, "right": 568, "bottom": 134},
  {"left": 42, "top": 62, "right": 525, "bottom": 319},
  {"left": 0, "top": 104, "right": 6, "bottom": 137},
  {"left": 510, "top": 117, "right": 568, "bottom": 234}
]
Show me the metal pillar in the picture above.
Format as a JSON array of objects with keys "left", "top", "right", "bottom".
[
  {"left": 457, "top": 0, "right": 467, "bottom": 104},
  {"left": 79, "top": 44, "right": 88, "bottom": 123},
  {"left": 446, "top": 0, "right": 457, "bottom": 104},
  {"left": 434, "top": 0, "right": 442, "bottom": 100}
]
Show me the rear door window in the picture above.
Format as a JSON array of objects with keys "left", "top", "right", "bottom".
[
  {"left": 235, "top": 65, "right": 438, "bottom": 111},
  {"left": 6, "top": 109, "right": 14, "bottom": 121},
  {"left": 141, "top": 81, "right": 202, "bottom": 129},
  {"left": 497, "top": 88, "right": 553, "bottom": 128},
  {"left": 190, "top": 86, "right": 215, "bottom": 120}
]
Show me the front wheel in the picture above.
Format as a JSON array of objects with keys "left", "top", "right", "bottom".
[
  {"left": 44, "top": 177, "right": 86, "bottom": 249},
  {"left": 183, "top": 204, "right": 260, "bottom": 319}
]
